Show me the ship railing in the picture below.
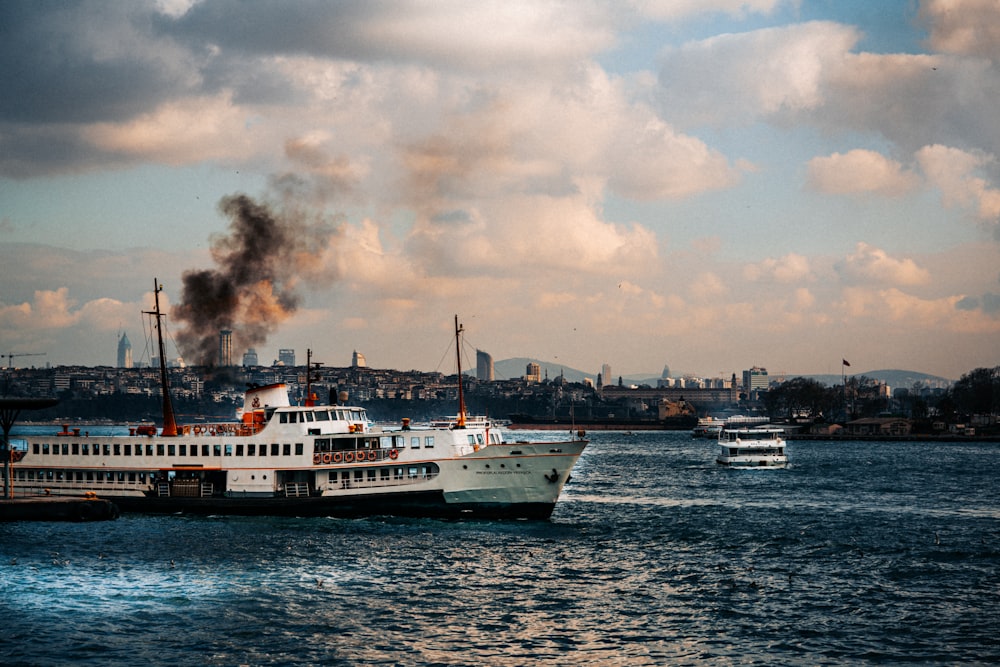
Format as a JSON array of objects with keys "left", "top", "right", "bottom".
[
  {"left": 336, "top": 471, "right": 438, "bottom": 491},
  {"left": 284, "top": 482, "right": 310, "bottom": 497}
]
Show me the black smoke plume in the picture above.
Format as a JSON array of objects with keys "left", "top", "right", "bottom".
[{"left": 173, "top": 193, "right": 334, "bottom": 366}]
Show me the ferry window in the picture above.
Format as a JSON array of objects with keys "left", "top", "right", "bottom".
[
  {"left": 280, "top": 413, "right": 289, "bottom": 424},
  {"left": 56, "top": 471, "right": 64, "bottom": 481},
  {"left": 380, "top": 436, "right": 393, "bottom": 449},
  {"left": 202, "top": 445, "right": 209, "bottom": 457},
  {"left": 33, "top": 443, "right": 40, "bottom": 455},
  {"left": 380, "top": 468, "right": 390, "bottom": 480},
  {"left": 179, "top": 444, "right": 186, "bottom": 456},
  {"left": 42, "top": 443, "right": 50, "bottom": 455},
  {"left": 86, "top": 471, "right": 94, "bottom": 481},
  {"left": 410, "top": 437, "right": 420, "bottom": 449},
  {"left": 367, "top": 469, "right": 376, "bottom": 481},
  {"left": 336, "top": 410, "right": 347, "bottom": 421},
  {"left": 138, "top": 472, "right": 145, "bottom": 483},
  {"left": 168, "top": 445, "right": 176, "bottom": 456},
  {"left": 117, "top": 472, "right": 125, "bottom": 482},
  {"left": 476, "top": 434, "right": 484, "bottom": 445},
  {"left": 282, "top": 444, "right": 291, "bottom": 456},
  {"left": 424, "top": 436, "right": 434, "bottom": 448},
  {"left": 156, "top": 444, "right": 165, "bottom": 456},
  {"left": 305, "top": 412, "right": 314, "bottom": 422},
  {"left": 114, "top": 444, "right": 121, "bottom": 456},
  {"left": 467, "top": 435, "right": 475, "bottom": 445},
  {"left": 128, "top": 473, "right": 136, "bottom": 482},
  {"left": 354, "top": 470, "right": 364, "bottom": 481},
  {"left": 270, "top": 443, "right": 279, "bottom": 456},
  {"left": 190, "top": 445, "right": 197, "bottom": 457},
  {"left": 408, "top": 467, "right": 418, "bottom": 479},
  {"left": 213, "top": 445, "right": 222, "bottom": 457},
  {"left": 80, "top": 443, "right": 88, "bottom": 455},
  {"left": 60, "top": 443, "right": 68, "bottom": 455},
  {"left": 103, "top": 444, "right": 111, "bottom": 456},
  {"left": 124, "top": 445, "right": 131, "bottom": 456},
  {"left": 146, "top": 444, "right": 154, "bottom": 456},
  {"left": 236, "top": 444, "right": 244, "bottom": 456},
  {"left": 259, "top": 445, "right": 267, "bottom": 457},
  {"left": 315, "top": 411, "right": 329, "bottom": 421},
  {"left": 294, "top": 443, "right": 303, "bottom": 455},
  {"left": 247, "top": 444, "right": 256, "bottom": 456},
  {"left": 225, "top": 445, "right": 232, "bottom": 456},
  {"left": 72, "top": 443, "right": 79, "bottom": 455}
]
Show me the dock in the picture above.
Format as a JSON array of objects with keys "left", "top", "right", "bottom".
[{"left": 0, "top": 496, "right": 120, "bottom": 522}]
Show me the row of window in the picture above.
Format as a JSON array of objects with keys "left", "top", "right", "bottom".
[
  {"left": 14, "top": 469, "right": 151, "bottom": 484},
  {"left": 33, "top": 442, "right": 305, "bottom": 458},
  {"left": 276, "top": 408, "right": 366, "bottom": 423}
]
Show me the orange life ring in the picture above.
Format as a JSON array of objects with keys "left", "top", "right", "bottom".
[
  {"left": 389, "top": 449, "right": 398, "bottom": 460},
  {"left": 368, "top": 450, "right": 377, "bottom": 462},
  {"left": 322, "top": 452, "right": 333, "bottom": 464},
  {"left": 332, "top": 452, "right": 343, "bottom": 463},
  {"left": 313, "top": 453, "right": 321, "bottom": 465},
  {"left": 344, "top": 451, "right": 355, "bottom": 463},
  {"left": 194, "top": 426, "right": 201, "bottom": 434}
]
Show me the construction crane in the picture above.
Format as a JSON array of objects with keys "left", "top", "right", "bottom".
[{"left": 3, "top": 352, "right": 46, "bottom": 369}]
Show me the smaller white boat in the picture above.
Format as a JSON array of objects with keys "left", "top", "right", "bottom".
[{"left": 716, "top": 425, "right": 787, "bottom": 468}]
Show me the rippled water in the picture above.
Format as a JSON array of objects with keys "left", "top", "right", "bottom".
[{"left": 2, "top": 432, "right": 998, "bottom": 666}]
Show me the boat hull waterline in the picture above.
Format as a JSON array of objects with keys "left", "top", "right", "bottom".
[{"left": 8, "top": 383, "right": 586, "bottom": 519}]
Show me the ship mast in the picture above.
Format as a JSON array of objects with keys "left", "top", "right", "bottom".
[
  {"left": 455, "top": 315, "right": 466, "bottom": 428},
  {"left": 146, "top": 279, "right": 177, "bottom": 437}
]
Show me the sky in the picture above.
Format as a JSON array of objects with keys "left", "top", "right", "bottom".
[{"left": 1, "top": 0, "right": 999, "bottom": 382}]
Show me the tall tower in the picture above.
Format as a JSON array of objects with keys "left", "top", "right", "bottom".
[
  {"left": 351, "top": 350, "right": 367, "bottom": 368},
  {"left": 476, "top": 349, "right": 494, "bottom": 381},
  {"left": 117, "top": 332, "right": 133, "bottom": 368},
  {"left": 278, "top": 348, "right": 296, "bottom": 366},
  {"left": 219, "top": 330, "right": 233, "bottom": 367}
]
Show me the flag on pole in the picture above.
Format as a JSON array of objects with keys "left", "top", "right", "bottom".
[{"left": 842, "top": 359, "right": 851, "bottom": 367}]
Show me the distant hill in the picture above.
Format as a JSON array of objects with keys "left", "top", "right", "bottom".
[{"left": 493, "top": 359, "right": 953, "bottom": 389}]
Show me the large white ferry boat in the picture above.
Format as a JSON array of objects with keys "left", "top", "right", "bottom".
[
  {"left": 5, "top": 286, "right": 587, "bottom": 519},
  {"left": 715, "top": 424, "right": 787, "bottom": 468}
]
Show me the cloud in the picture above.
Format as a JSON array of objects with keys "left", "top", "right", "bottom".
[
  {"left": 916, "top": 144, "right": 1000, "bottom": 223},
  {"left": 920, "top": 0, "right": 1000, "bottom": 60},
  {"left": 835, "top": 242, "right": 931, "bottom": 286},
  {"left": 636, "top": 0, "right": 787, "bottom": 22},
  {"left": 657, "top": 21, "right": 859, "bottom": 126},
  {"left": 807, "top": 149, "right": 920, "bottom": 196},
  {"left": 743, "top": 253, "right": 812, "bottom": 283}
]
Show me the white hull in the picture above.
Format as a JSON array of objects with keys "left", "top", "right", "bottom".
[
  {"left": 716, "top": 425, "right": 787, "bottom": 468},
  {"left": 6, "top": 384, "right": 586, "bottom": 519}
]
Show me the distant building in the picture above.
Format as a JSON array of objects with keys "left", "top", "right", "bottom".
[
  {"left": 525, "top": 362, "right": 541, "bottom": 383},
  {"left": 117, "top": 332, "right": 132, "bottom": 368},
  {"left": 742, "top": 366, "right": 768, "bottom": 394},
  {"left": 352, "top": 351, "right": 367, "bottom": 368},
  {"left": 219, "top": 330, "right": 233, "bottom": 367},
  {"left": 278, "top": 348, "right": 295, "bottom": 367},
  {"left": 242, "top": 348, "right": 259, "bottom": 367},
  {"left": 476, "top": 349, "right": 494, "bottom": 381},
  {"left": 601, "top": 363, "right": 612, "bottom": 388}
]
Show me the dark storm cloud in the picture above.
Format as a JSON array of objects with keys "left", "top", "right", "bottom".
[{"left": 0, "top": 1, "right": 201, "bottom": 125}]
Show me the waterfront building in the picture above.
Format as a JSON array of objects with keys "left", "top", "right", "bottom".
[
  {"left": 117, "top": 332, "right": 133, "bottom": 369},
  {"left": 242, "top": 348, "right": 259, "bottom": 367},
  {"left": 742, "top": 366, "right": 769, "bottom": 395},
  {"left": 477, "top": 349, "right": 494, "bottom": 381},
  {"left": 219, "top": 330, "right": 233, "bottom": 367},
  {"left": 278, "top": 348, "right": 295, "bottom": 367},
  {"left": 525, "top": 362, "right": 541, "bottom": 383}
]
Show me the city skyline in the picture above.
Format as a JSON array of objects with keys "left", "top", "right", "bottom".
[{"left": 1, "top": 1, "right": 999, "bottom": 380}]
